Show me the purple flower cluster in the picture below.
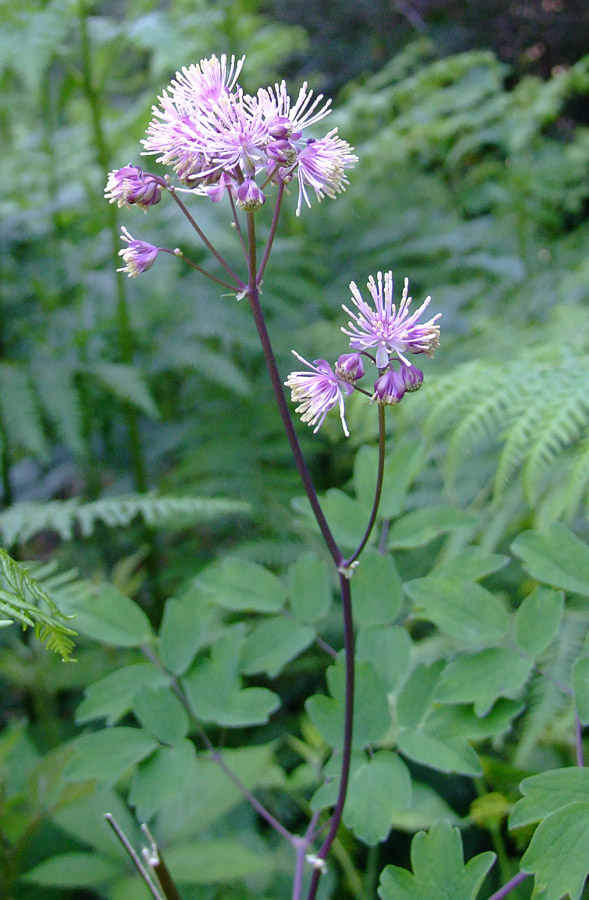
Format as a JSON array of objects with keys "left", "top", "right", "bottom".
[
  {"left": 286, "top": 272, "right": 440, "bottom": 435},
  {"left": 140, "top": 54, "right": 357, "bottom": 216}
]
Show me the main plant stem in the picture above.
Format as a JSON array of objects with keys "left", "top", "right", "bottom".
[{"left": 245, "top": 211, "right": 359, "bottom": 900}]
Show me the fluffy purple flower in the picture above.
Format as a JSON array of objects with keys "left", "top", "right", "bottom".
[
  {"left": 139, "top": 53, "right": 356, "bottom": 214},
  {"left": 117, "top": 227, "right": 159, "bottom": 277},
  {"left": 105, "top": 165, "right": 162, "bottom": 211},
  {"left": 291, "top": 130, "right": 357, "bottom": 216},
  {"left": 372, "top": 369, "right": 406, "bottom": 406},
  {"left": 285, "top": 352, "right": 354, "bottom": 437},
  {"left": 342, "top": 272, "right": 441, "bottom": 369},
  {"left": 142, "top": 54, "right": 249, "bottom": 182}
]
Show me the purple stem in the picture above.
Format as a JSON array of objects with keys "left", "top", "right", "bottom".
[
  {"left": 227, "top": 190, "right": 249, "bottom": 263},
  {"left": 208, "top": 749, "right": 296, "bottom": 844},
  {"left": 159, "top": 248, "right": 238, "bottom": 291},
  {"left": 575, "top": 712, "right": 585, "bottom": 766},
  {"left": 292, "top": 811, "right": 321, "bottom": 900},
  {"left": 343, "top": 403, "right": 386, "bottom": 567},
  {"left": 257, "top": 180, "right": 285, "bottom": 283},
  {"left": 487, "top": 871, "right": 530, "bottom": 900},
  {"left": 169, "top": 190, "right": 244, "bottom": 288},
  {"left": 140, "top": 644, "right": 294, "bottom": 843},
  {"left": 305, "top": 574, "right": 355, "bottom": 900},
  {"left": 244, "top": 209, "right": 356, "bottom": 900}
]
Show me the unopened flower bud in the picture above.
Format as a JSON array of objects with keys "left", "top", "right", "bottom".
[
  {"left": 117, "top": 227, "right": 159, "bottom": 277},
  {"left": 105, "top": 165, "right": 162, "bottom": 211},
  {"left": 335, "top": 353, "right": 365, "bottom": 383},
  {"left": 400, "top": 362, "right": 424, "bottom": 392},
  {"left": 236, "top": 179, "right": 265, "bottom": 212},
  {"left": 372, "top": 369, "right": 406, "bottom": 406}
]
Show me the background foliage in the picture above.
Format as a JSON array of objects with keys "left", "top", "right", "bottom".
[{"left": 1, "top": 0, "right": 589, "bottom": 899}]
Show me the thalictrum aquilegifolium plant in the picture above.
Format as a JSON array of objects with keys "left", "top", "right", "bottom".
[{"left": 104, "top": 52, "right": 442, "bottom": 900}]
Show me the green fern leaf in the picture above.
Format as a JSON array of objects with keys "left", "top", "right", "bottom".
[
  {"left": 84, "top": 363, "right": 158, "bottom": 418},
  {"left": 0, "top": 549, "right": 76, "bottom": 660},
  {"left": 0, "top": 494, "right": 251, "bottom": 545},
  {"left": 524, "top": 382, "right": 589, "bottom": 505},
  {"left": 32, "top": 363, "right": 84, "bottom": 457},
  {"left": 0, "top": 363, "right": 48, "bottom": 458}
]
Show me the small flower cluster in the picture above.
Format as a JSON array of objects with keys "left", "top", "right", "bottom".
[
  {"left": 123, "top": 53, "right": 358, "bottom": 217},
  {"left": 286, "top": 272, "right": 441, "bottom": 436}
]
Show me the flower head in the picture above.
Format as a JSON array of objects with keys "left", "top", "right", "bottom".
[
  {"left": 290, "top": 130, "right": 357, "bottom": 216},
  {"left": 342, "top": 272, "right": 441, "bottom": 369},
  {"left": 285, "top": 352, "right": 354, "bottom": 437},
  {"left": 139, "top": 54, "right": 356, "bottom": 214},
  {"left": 117, "top": 227, "right": 159, "bottom": 277},
  {"left": 105, "top": 165, "right": 162, "bottom": 211}
]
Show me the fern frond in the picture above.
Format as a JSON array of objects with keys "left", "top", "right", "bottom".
[
  {"left": 0, "top": 494, "right": 251, "bottom": 545},
  {"left": 0, "top": 363, "right": 48, "bottom": 458},
  {"left": 409, "top": 348, "right": 589, "bottom": 513},
  {"left": 523, "top": 379, "right": 589, "bottom": 504},
  {"left": 563, "top": 439, "right": 589, "bottom": 520},
  {"left": 83, "top": 363, "right": 159, "bottom": 418},
  {"left": 32, "top": 363, "right": 84, "bottom": 457},
  {"left": 0, "top": 550, "right": 76, "bottom": 660}
]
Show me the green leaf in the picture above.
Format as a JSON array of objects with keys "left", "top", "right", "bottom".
[
  {"left": 241, "top": 617, "right": 314, "bottom": 677},
  {"left": 520, "top": 801, "right": 589, "bottom": 900},
  {"left": 435, "top": 648, "right": 533, "bottom": 715},
  {"left": 397, "top": 727, "right": 482, "bottom": 777},
  {"left": 379, "top": 820, "right": 495, "bottom": 900},
  {"left": 397, "top": 662, "right": 445, "bottom": 728},
  {"left": 423, "top": 700, "right": 522, "bottom": 741},
  {"left": 76, "top": 663, "right": 168, "bottom": 725},
  {"left": 129, "top": 741, "right": 195, "bottom": 822},
  {"left": 65, "top": 728, "right": 158, "bottom": 786},
  {"left": 306, "top": 657, "right": 390, "bottom": 750},
  {"left": 132, "top": 686, "right": 189, "bottom": 745},
  {"left": 511, "top": 524, "right": 589, "bottom": 597},
  {"left": 391, "top": 782, "right": 462, "bottom": 833},
  {"left": 510, "top": 768, "right": 589, "bottom": 829},
  {"left": 198, "top": 558, "right": 287, "bottom": 612},
  {"left": 165, "top": 839, "right": 274, "bottom": 883},
  {"left": 357, "top": 625, "right": 412, "bottom": 692},
  {"left": 514, "top": 586, "right": 564, "bottom": 655},
  {"left": 388, "top": 506, "right": 477, "bottom": 549},
  {"left": 433, "top": 548, "right": 509, "bottom": 581},
  {"left": 182, "top": 626, "right": 280, "bottom": 727},
  {"left": 157, "top": 744, "right": 284, "bottom": 837},
  {"left": 288, "top": 551, "right": 331, "bottom": 624},
  {"left": 573, "top": 656, "right": 589, "bottom": 725},
  {"left": 406, "top": 577, "right": 509, "bottom": 644},
  {"left": 353, "top": 551, "right": 404, "bottom": 626},
  {"left": 66, "top": 583, "right": 151, "bottom": 647},
  {"left": 293, "top": 490, "right": 367, "bottom": 549},
  {"left": 159, "top": 590, "right": 217, "bottom": 675},
  {"left": 343, "top": 751, "right": 412, "bottom": 845},
  {"left": 21, "top": 852, "right": 121, "bottom": 887}
]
